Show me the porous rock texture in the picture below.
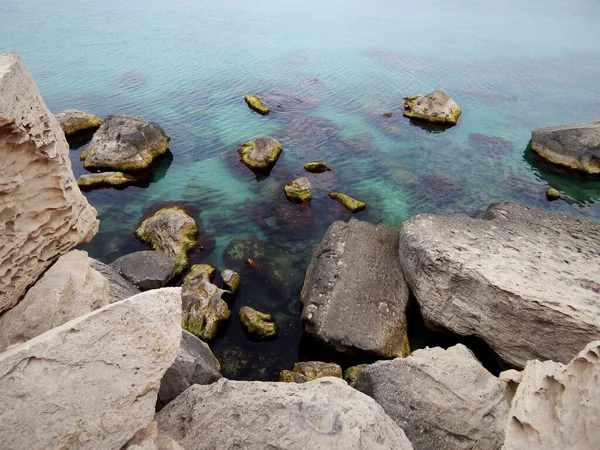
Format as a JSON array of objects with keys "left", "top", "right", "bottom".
[
  {"left": 0, "top": 52, "right": 98, "bottom": 314},
  {"left": 398, "top": 201, "right": 600, "bottom": 368},
  {"left": 355, "top": 345, "right": 508, "bottom": 450},
  {"left": 301, "top": 218, "right": 410, "bottom": 358},
  {"left": 123, "top": 422, "right": 185, "bottom": 450},
  {"left": 0, "top": 250, "right": 109, "bottom": 352},
  {"left": 503, "top": 341, "right": 600, "bottom": 450},
  {"left": 156, "top": 377, "right": 414, "bottom": 450},
  {"left": 0, "top": 287, "right": 182, "bottom": 450}
]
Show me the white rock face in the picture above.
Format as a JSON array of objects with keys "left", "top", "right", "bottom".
[
  {"left": 157, "top": 377, "right": 414, "bottom": 450},
  {"left": 398, "top": 201, "right": 600, "bottom": 368},
  {"left": 355, "top": 345, "right": 508, "bottom": 450},
  {"left": 0, "top": 287, "right": 182, "bottom": 450},
  {"left": 0, "top": 250, "right": 110, "bottom": 352},
  {"left": 503, "top": 341, "right": 600, "bottom": 450},
  {"left": 0, "top": 52, "right": 98, "bottom": 313}
]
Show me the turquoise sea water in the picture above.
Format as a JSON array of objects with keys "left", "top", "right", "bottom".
[{"left": 2, "top": 0, "right": 600, "bottom": 379}]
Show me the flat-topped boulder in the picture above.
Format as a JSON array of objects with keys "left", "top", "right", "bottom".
[
  {"left": 355, "top": 345, "right": 508, "bottom": 450},
  {"left": 156, "top": 377, "right": 414, "bottom": 450},
  {"left": 531, "top": 120, "right": 600, "bottom": 174},
  {"left": 398, "top": 201, "right": 600, "bottom": 368},
  {"left": 110, "top": 250, "right": 176, "bottom": 291},
  {"left": 403, "top": 90, "right": 461, "bottom": 125},
  {"left": 77, "top": 171, "right": 137, "bottom": 189},
  {"left": 82, "top": 114, "right": 170, "bottom": 171},
  {"left": 238, "top": 135, "right": 282, "bottom": 171},
  {"left": 55, "top": 109, "right": 103, "bottom": 135},
  {"left": 0, "top": 52, "right": 98, "bottom": 314},
  {"left": 301, "top": 219, "right": 410, "bottom": 358}
]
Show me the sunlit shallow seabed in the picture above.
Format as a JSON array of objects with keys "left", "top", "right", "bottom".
[{"left": 2, "top": 0, "right": 599, "bottom": 379}]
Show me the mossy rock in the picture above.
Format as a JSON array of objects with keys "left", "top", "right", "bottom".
[
  {"left": 284, "top": 177, "right": 312, "bottom": 203},
  {"left": 223, "top": 237, "right": 267, "bottom": 266},
  {"left": 304, "top": 161, "right": 331, "bottom": 173},
  {"left": 77, "top": 171, "right": 136, "bottom": 189},
  {"left": 239, "top": 306, "right": 277, "bottom": 340},
  {"left": 343, "top": 364, "right": 369, "bottom": 387},
  {"left": 244, "top": 94, "right": 270, "bottom": 115},
  {"left": 221, "top": 269, "right": 240, "bottom": 293},
  {"left": 546, "top": 187, "right": 561, "bottom": 201},
  {"left": 55, "top": 109, "right": 103, "bottom": 135},
  {"left": 403, "top": 90, "right": 462, "bottom": 125},
  {"left": 279, "top": 370, "right": 311, "bottom": 383},
  {"left": 183, "top": 264, "right": 216, "bottom": 285},
  {"left": 292, "top": 361, "right": 342, "bottom": 380},
  {"left": 328, "top": 192, "right": 366, "bottom": 213},
  {"left": 237, "top": 135, "right": 282, "bottom": 171}
]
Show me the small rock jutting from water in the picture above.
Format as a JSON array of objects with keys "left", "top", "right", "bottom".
[
  {"left": 403, "top": 90, "right": 462, "bottom": 125},
  {"left": 110, "top": 250, "right": 176, "bottom": 291},
  {"left": 293, "top": 361, "right": 342, "bottom": 379},
  {"left": 328, "top": 192, "right": 366, "bottom": 213},
  {"left": 77, "top": 171, "right": 137, "bottom": 189},
  {"left": 304, "top": 160, "right": 331, "bottom": 173},
  {"left": 238, "top": 135, "right": 282, "bottom": 171},
  {"left": 239, "top": 306, "right": 278, "bottom": 340},
  {"left": 545, "top": 187, "right": 560, "bottom": 201},
  {"left": 284, "top": 177, "right": 312, "bottom": 203},
  {"left": 220, "top": 269, "right": 240, "bottom": 293},
  {"left": 55, "top": 109, "right": 103, "bottom": 135},
  {"left": 383, "top": 112, "right": 393, "bottom": 118},
  {"left": 244, "top": 94, "right": 270, "bottom": 115}
]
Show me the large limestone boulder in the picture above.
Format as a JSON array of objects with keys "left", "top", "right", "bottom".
[
  {"left": 237, "top": 135, "right": 282, "bottom": 171},
  {"left": 503, "top": 341, "right": 600, "bottom": 450},
  {"left": 301, "top": 218, "right": 410, "bottom": 358},
  {"left": 55, "top": 109, "right": 103, "bottom": 135},
  {"left": 82, "top": 114, "right": 170, "bottom": 171},
  {"left": 110, "top": 250, "right": 176, "bottom": 291},
  {"left": 398, "top": 201, "right": 600, "bottom": 368},
  {"left": 0, "top": 250, "right": 109, "bottom": 352},
  {"left": 403, "top": 90, "right": 462, "bottom": 125},
  {"left": 0, "top": 52, "right": 98, "bottom": 314},
  {"left": 157, "top": 330, "right": 222, "bottom": 410},
  {"left": 531, "top": 120, "right": 600, "bottom": 174},
  {"left": 156, "top": 377, "right": 414, "bottom": 450},
  {"left": 0, "top": 288, "right": 182, "bottom": 450},
  {"left": 89, "top": 258, "right": 141, "bottom": 302},
  {"left": 123, "top": 422, "right": 185, "bottom": 450},
  {"left": 355, "top": 345, "right": 508, "bottom": 450}
]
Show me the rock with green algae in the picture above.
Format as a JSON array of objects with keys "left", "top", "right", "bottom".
[
  {"left": 223, "top": 236, "right": 267, "bottom": 266},
  {"left": 343, "top": 364, "right": 369, "bottom": 387},
  {"left": 82, "top": 114, "right": 170, "bottom": 171},
  {"left": 244, "top": 94, "right": 270, "bottom": 115},
  {"left": 221, "top": 269, "right": 240, "bottom": 293},
  {"left": 77, "top": 171, "right": 137, "bottom": 189},
  {"left": 403, "top": 90, "right": 462, "bottom": 125},
  {"left": 55, "top": 109, "right": 103, "bottom": 135},
  {"left": 279, "top": 370, "right": 310, "bottom": 383},
  {"left": 293, "top": 361, "right": 342, "bottom": 379},
  {"left": 135, "top": 206, "right": 198, "bottom": 274},
  {"left": 239, "top": 306, "right": 277, "bottom": 340},
  {"left": 304, "top": 161, "right": 331, "bottom": 173},
  {"left": 284, "top": 177, "right": 312, "bottom": 203},
  {"left": 328, "top": 192, "right": 366, "bottom": 213},
  {"left": 546, "top": 187, "right": 561, "bottom": 201},
  {"left": 237, "top": 135, "right": 282, "bottom": 171},
  {"left": 181, "top": 264, "right": 231, "bottom": 340}
]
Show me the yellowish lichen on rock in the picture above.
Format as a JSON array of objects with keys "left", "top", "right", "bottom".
[
  {"left": 328, "top": 192, "right": 366, "bottom": 213},
  {"left": 244, "top": 94, "right": 270, "bottom": 115}
]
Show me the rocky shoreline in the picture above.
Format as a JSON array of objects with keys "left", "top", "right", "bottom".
[{"left": 1, "top": 52, "right": 599, "bottom": 449}]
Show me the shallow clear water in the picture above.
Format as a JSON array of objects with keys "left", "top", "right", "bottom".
[{"left": 3, "top": 0, "right": 600, "bottom": 379}]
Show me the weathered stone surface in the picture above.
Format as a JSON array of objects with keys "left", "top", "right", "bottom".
[
  {"left": 545, "top": 186, "right": 560, "bottom": 200},
  {"left": 301, "top": 219, "right": 410, "bottom": 358},
  {"left": 355, "top": 345, "right": 508, "bottom": 450},
  {"left": 328, "top": 192, "right": 366, "bottom": 213},
  {"left": 110, "top": 250, "right": 176, "bottom": 291},
  {"left": 398, "top": 201, "right": 600, "bottom": 368},
  {"left": 279, "top": 370, "right": 311, "bottom": 383},
  {"left": 55, "top": 109, "right": 103, "bottom": 135},
  {"left": 0, "top": 288, "right": 182, "bottom": 450},
  {"left": 221, "top": 269, "right": 240, "bottom": 293},
  {"left": 531, "top": 120, "right": 600, "bottom": 174},
  {"left": 238, "top": 135, "right": 282, "bottom": 171},
  {"left": 284, "top": 177, "right": 312, "bottom": 203},
  {"left": 0, "top": 52, "right": 98, "bottom": 313},
  {"left": 77, "top": 171, "right": 137, "bottom": 189},
  {"left": 239, "top": 306, "right": 277, "bottom": 340},
  {"left": 504, "top": 341, "right": 600, "bottom": 450},
  {"left": 135, "top": 207, "right": 198, "bottom": 274},
  {"left": 343, "top": 364, "right": 369, "bottom": 387},
  {"left": 304, "top": 160, "right": 331, "bottom": 173},
  {"left": 0, "top": 250, "right": 108, "bottom": 352},
  {"left": 293, "top": 361, "right": 342, "bottom": 379},
  {"left": 244, "top": 94, "right": 270, "bottom": 115},
  {"left": 82, "top": 114, "right": 170, "bottom": 171},
  {"left": 157, "top": 330, "right": 222, "bottom": 410},
  {"left": 156, "top": 377, "right": 414, "bottom": 450},
  {"left": 89, "top": 258, "right": 141, "bottom": 302},
  {"left": 123, "top": 422, "right": 185, "bottom": 450},
  {"left": 404, "top": 90, "right": 462, "bottom": 125}
]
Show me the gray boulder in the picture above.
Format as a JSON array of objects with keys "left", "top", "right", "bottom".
[
  {"left": 110, "top": 250, "right": 176, "bottom": 291},
  {"left": 89, "top": 258, "right": 141, "bottom": 302},
  {"left": 355, "top": 345, "right": 508, "bottom": 450},
  {"left": 157, "top": 330, "right": 222, "bottom": 410},
  {"left": 55, "top": 109, "right": 103, "bottom": 135},
  {"left": 531, "top": 120, "right": 600, "bottom": 174},
  {"left": 301, "top": 218, "right": 410, "bottom": 358},
  {"left": 82, "top": 114, "right": 170, "bottom": 171},
  {"left": 238, "top": 135, "right": 283, "bottom": 171},
  {"left": 156, "top": 377, "right": 414, "bottom": 450},
  {"left": 398, "top": 201, "right": 600, "bottom": 368}
]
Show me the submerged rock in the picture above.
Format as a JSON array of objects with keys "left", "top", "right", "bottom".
[
  {"left": 110, "top": 250, "right": 176, "bottom": 291},
  {"left": 301, "top": 219, "right": 410, "bottom": 358},
  {"left": 293, "top": 361, "right": 342, "bottom": 379},
  {"left": 156, "top": 378, "right": 414, "bottom": 450},
  {"left": 55, "top": 109, "right": 103, "bottom": 135},
  {"left": 238, "top": 135, "right": 282, "bottom": 171},
  {"left": 239, "top": 306, "right": 278, "bottom": 340},
  {"left": 355, "top": 345, "right": 508, "bottom": 450},
  {"left": 244, "top": 94, "right": 270, "bottom": 115},
  {"left": 468, "top": 133, "right": 514, "bottom": 154},
  {"left": 328, "top": 192, "right": 366, "bottom": 213},
  {"left": 403, "top": 90, "right": 461, "bottom": 125},
  {"left": 503, "top": 341, "right": 600, "bottom": 450},
  {"left": 82, "top": 114, "right": 170, "bottom": 171},
  {"left": 0, "top": 52, "right": 99, "bottom": 313},
  {"left": 531, "top": 120, "right": 600, "bottom": 174},
  {"left": 343, "top": 364, "right": 369, "bottom": 387},
  {"left": 135, "top": 206, "right": 198, "bottom": 274},
  {"left": 77, "top": 171, "right": 137, "bottom": 189},
  {"left": 89, "top": 258, "right": 141, "bottom": 302},
  {"left": 398, "top": 201, "right": 600, "bottom": 368},
  {"left": 284, "top": 177, "right": 312, "bottom": 203},
  {"left": 223, "top": 236, "right": 267, "bottom": 266},
  {"left": 256, "top": 90, "right": 322, "bottom": 113},
  {"left": 304, "top": 160, "right": 331, "bottom": 173},
  {"left": 221, "top": 269, "right": 240, "bottom": 293},
  {"left": 0, "top": 288, "right": 181, "bottom": 450}
]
